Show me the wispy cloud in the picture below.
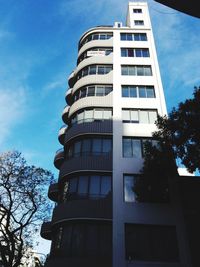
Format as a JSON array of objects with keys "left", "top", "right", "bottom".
[{"left": 0, "top": 86, "right": 27, "bottom": 146}]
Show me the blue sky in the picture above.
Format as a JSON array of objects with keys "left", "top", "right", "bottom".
[{"left": 0, "top": 0, "right": 200, "bottom": 256}]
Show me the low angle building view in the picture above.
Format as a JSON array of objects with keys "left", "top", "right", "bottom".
[{"left": 40, "top": 1, "right": 199, "bottom": 267}]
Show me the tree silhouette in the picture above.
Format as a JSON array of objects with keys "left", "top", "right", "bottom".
[{"left": 0, "top": 151, "right": 54, "bottom": 267}]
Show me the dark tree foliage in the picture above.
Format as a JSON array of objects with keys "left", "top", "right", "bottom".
[
  {"left": 154, "top": 86, "right": 200, "bottom": 173},
  {"left": 133, "top": 141, "right": 177, "bottom": 203},
  {"left": 134, "top": 86, "right": 200, "bottom": 202},
  {"left": 0, "top": 151, "right": 54, "bottom": 267}
]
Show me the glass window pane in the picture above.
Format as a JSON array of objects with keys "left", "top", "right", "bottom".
[
  {"left": 98, "top": 66, "right": 105, "bottom": 74},
  {"left": 121, "top": 66, "right": 128, "bottom": 75},
  {"left": 123, "top": 138, "right": 132, "bottom": 157},
  {"left": 78, "top": 176, "right": 88, "bottom": 196},
  {"left": 127, "top": 34, "right": 132, "bottom": 41},
  {"left": 135, "top": 49, "right": 142, "bottom": 57},
  {"left": 139, "top": 87, "right": 146, "bottom": 98},
  {"left": 100, "top": 34, "right": 106, "bottom": 40},
  {"left": 94, "top": 109, "right": 103, "bottom": 120},
  {"left": 132, "top": 139, "right": 142, "bottom": 158},
  {"left": 92, "top": 139, "right": 102, "bottom": 154},
  {"left": 82, "top": 139, "right": 91, "bottom": 154},
  {"left": 102, "top": 139, "right": 112, "bottom": 153},
  {"left": 84, "top": 109, "right": 93, "bottom": 122},
  {"left": 143, "top": 49, "right": 149, "bottom": 57},
  {"left": 89, "top": 65, "right": 96, "bottom": 75},
  {"left": 130, "top": 86, "right": 137, "bottom": 97},
  {"left": 69, "top": 177, "right": 78, "bottom": 193},
  {"left": 129, "top": 66, "right": 136, "bottom": 75},
  {"left": 122, "top": 87, "right": 129, "bottom": 97},
  {"left": 96, "top": 86, "right": 105, "bottom": 96},
  {"left": 121, "top": 48, "right": 127, "bottom": 57},
  {"left": 93, "top": 34, "right": 98, "bottom": 40},
  {"left": 120, "top": 33, "right": 126, "bottom": 40},
  {"left": 128, "top": 49, "right": 134, "bottom": 57},
  {"left": 146, "top": 87, "right": 155, "bottom": 98},
  {"left": 80, "top": 88, "right": 86, "bottom": 98},
  {"left": 90, "top": 176, "right": 100, "bottom": 198},
  {"left": 74, "top": 141, "right": 81, "bottom": 156},
  {"left": 137, "top": 66, "right": 144, "bottom": 76},
  {"left": 105, "top": 66, "right": 112, "bottom": 73},
  {"left": 149, "top": 111, "right": 157, "bottom": 124},
  {"left": 101, "top": 176, "right": 111, "bottom": 196},
  {"left": 131, "top": 110, "right": 139, "bottom": 122},
  {"left": 144, "top": 66, "right": 152, "bottom": 76},
  {"left": 122, "top": 110, "right": 130, "bottom": 122},
  {"left": 140, "top": 110, "right": 149, "bottom": 123},
  {"left": 141, "top": 33, "right": 147, "bottom": 41},
  {"left": 77, "top": 111, "right": 84, "bottom": 123},
  {"left": 134, "top": 33, "right": 140, "bottom": 41},
  {"left": 124, "top": 175, "right": 136, "bottom": 202},
  {"left": 103, "top": 110, "right": 112, "bottom": 120},
  {"left": 105, "top": 86, "right": 112, "bottom": 95},
  {"left": 87, "top": 86, "right": 95, "bottom": 96}
]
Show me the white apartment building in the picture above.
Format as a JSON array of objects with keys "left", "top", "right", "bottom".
[{"left": 41, "top": 2, "right": 192, "bottom": 267}]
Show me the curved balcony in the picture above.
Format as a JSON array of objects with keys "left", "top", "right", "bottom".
[
  {"left": 48, "top": 183, "right": 59, "bottom": 202},
  {"left": 78, "top": 38, "right": 113, "bottom": 57},
  {"left": 65, "top": 88, "right": 72, "bottom": 105},
  {"left": 58, "top": 125, "right": 67, "bottom": 145},
  {"left": 68, "top": 71, "right": 75, "bottom": 88},
  {"left": 75, "top": 53, "right": 113, "bottom": 76},
  {"left": 40, "top": 221, "right": 52, "bottom": 240},
  {"left": 73, "top": 71, "right": 113, "bottom": 95},
  {"left": 54, "top": 148, "right": 64, "bottom": 169},
  {"left": 64, "top": 120, "right": 112, "bottom": 144},
  {"left": 52, "top": 198, "right": 112, "bottom": 224},
  {"left": 59, "top": 153, "right": 112, "bottom": 178},
  {"left": 62, "top": 105, "right": 70, "bottom": 124},
  {"left": 69, "top": 93, "right": 112, "bottom": 118}
]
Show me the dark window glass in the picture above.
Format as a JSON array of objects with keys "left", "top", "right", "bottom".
[
  {"left": 128, "top": 49, "right": 134, "bottom": 57},
  {"left": 133, "top": 8, "right": 142, "bottom": 13},
  {"left": 92, "top": 139, "right": 102, "bottom": 154},
  {"left": 89, "top": 65, "right": 96, "bottom": 75},
  {"left": 127, "top": 34, "right": 132, "bottom": 40},
  {"left": 98, "top": 66, "right": 105, "bottom": 74},
  {"left": 122, "top": 86, "right": 129, "bottom": 97},
  {"left": 121, "top": 48, "right": 127, "bottom": 57},
  {"left": 135, "top": 49, "right": 142, "bottom": 57},
  {"left": 139, "top": 87, "right": 146, "bottom": 98},
  {"left": 123, "top": 138, "right": 132, "bottom": 157},
  {"left": 121, "top": 66, "right": 128, "bottom": 75},
  {"left": 90, "top": 176, "right": 100, "bottom": 198},
  {"left": 82, "top": 139, "right": 91, "bottom": 155},
  {"left": 146, "top": 87, "right": 155, "bottom": 98},
  {"left": 93, "top": 34, "right": 98, "bottom": 40},
  {"left": 87, "top": 86, "right": 95, "bottom": 96},
  {"left": 130, "top": 86, "right": 137, "bottom": 97},
  {"left": 101, "top": 176, "right": 111, "bottom": 196},
  {"left": 125, "top": 224, "right": 179, "bottom": 262},
  {"left": 69, "top": 177, "right": 78, "bottom": 193},
  {"left": 120, "top": 33, "right": 126, "bottom": 40},
  {"left": 129, "top": 66, "right": 136, "bottom": 75},
  {"left": 137, "top": 66, "right": 144, "bottom": 76},
  {"left": 78, "top": 176, "right": 88, "bottom": 197},
  {"left": 102, "top": 139, "right": 112, "bottom": 153}
]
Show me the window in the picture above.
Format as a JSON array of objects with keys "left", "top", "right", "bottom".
[
  {"left": 122, "top": 138, "right": 155, "bottom": 158},
  {"left": 122, "top": 109, "right": 157, "bottom": 124},
  {"left": 70, "top": 108, "right": 112, "bottom": 125},
  {"left": 52, "top": 222, "right": 112, "bottom": 259},
  {"left": 124, "top": 175, "right": 139, "bottom": 202},
  {"left": 63, "top": 174, "right": 112, "bottom": 201},
  {"left": 73, "top": 85, "right": 112, "bottom": 102},
  {"left": 125, "top": 224, "right": 179, "bottom": 262},
  {"left": 134, "top": 20, "right": 144, "bottom": 25},
  {"left": 121, "top": 65, "right": 152, "bottom": 76},
  {"left": 133, "top": 8, "right": 142, "bottom": 13},
  {"left": 77, "top": 65, "right": 113, "bottom": 80},
  {"left": 120, "top": 33, "right": 147, "bottom": 41},
  {"left": 79, "top": 32, "right": 113, "bottom": 49},
  {"left": 66, "top": 137, "right": 112, "bottom": 158},
  {"left": 121, "top": 48, "right": 149, "bottom": 57}
]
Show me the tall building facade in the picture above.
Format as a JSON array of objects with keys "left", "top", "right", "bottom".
[{"left": 41, "top": 2, "right": 192, "bottom": 267}]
